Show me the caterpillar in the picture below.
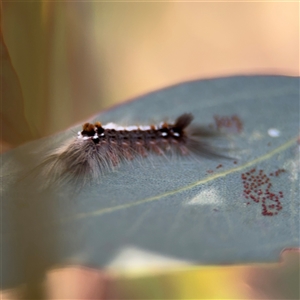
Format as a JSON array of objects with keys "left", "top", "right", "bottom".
[{"left": 41, "top": 113, "right": 230, "bottom": 185}]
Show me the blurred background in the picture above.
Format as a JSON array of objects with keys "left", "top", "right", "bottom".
[
  {"left": 1, "top": 1, "right": 299, "bottom": 146},
  {"left": 1, "top": 1, "right": 299, "bottom": 299}
]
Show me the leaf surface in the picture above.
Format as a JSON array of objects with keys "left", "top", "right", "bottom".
[{"left": 2, "top": 75, "right": 299, "bottom": 288}]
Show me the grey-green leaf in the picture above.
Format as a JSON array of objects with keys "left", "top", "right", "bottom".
[{"left": 2, "top": 76, "right": 299, "bottom": 288}]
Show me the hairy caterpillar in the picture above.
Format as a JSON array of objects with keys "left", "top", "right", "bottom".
[{"left": 41, "top": 113, "right": 230, "bottom": 185}]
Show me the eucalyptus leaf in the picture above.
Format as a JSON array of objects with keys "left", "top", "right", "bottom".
[{"left": 2, "top": 75, "right": 299, "bottom": 289}]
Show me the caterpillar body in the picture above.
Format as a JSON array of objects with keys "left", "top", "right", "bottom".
[{"left": 42, "top": 113, "right": 229, "bottom": 185}]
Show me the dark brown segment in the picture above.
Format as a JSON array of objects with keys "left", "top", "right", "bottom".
[
  {"left": 82, "top": 123, "right": 96, "bottom": 136},
  {"left": 174, "top": 113, "right": 194, "bottom": 130},
  {"left": 82, "top": 123, "right": 95, "bottom": 132}
]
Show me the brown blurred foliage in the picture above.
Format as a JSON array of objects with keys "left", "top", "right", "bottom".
[{"left": 1, "top": 2, "right": 299, "bottom": 150}]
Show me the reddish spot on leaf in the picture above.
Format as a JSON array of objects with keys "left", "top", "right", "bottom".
[
  {"left": 213, "top": 114, "right": 243, "bottom": 133},
  {"left": 241, "top": 168, "right": 286, "bottom": 216}
]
